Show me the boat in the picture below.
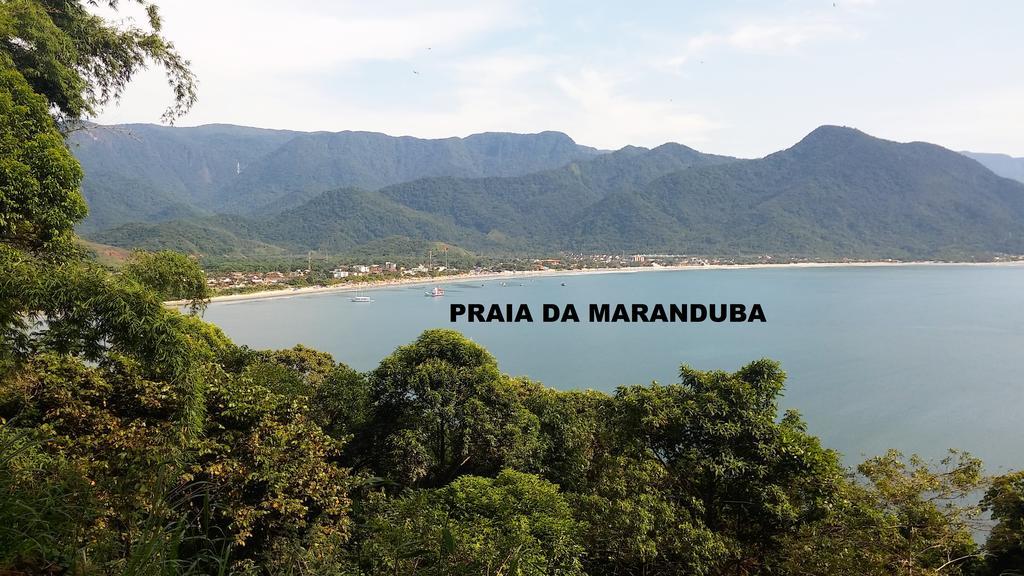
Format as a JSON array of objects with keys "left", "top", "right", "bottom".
[
  {"left": 426, "top": 286, "right": 445, "bottom": 297},
  {"left": 350, "top": 295, "right": 373, "bottom": 303}
]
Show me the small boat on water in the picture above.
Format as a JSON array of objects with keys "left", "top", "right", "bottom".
[
  {"left": 426, "top": 286, "right": 445, "bottom": 297},
  {"left": 350, "top": 295, "right": 373, "bottom": 303}
]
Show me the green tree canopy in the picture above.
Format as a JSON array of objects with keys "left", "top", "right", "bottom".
[
  {"left": 359, "top": 329, "right": 542, "bottom": 487},
  {"left": 568, "top": 360, "right": 846, "bottom": 575},
  {"left": 349, "top": 470, "right": 584, "bottom": 576},
  {"left": 0, "top": 61, "right": 85, "bottom": 255},
  {"left": 121, "top": 249, "right": 210, "bottom": 312},
  {"left": 982, "top": 471, "right": 1024, "bottom": 575},
  {"left": 778, "top": 449, "right": 986, "bottom": 575}
]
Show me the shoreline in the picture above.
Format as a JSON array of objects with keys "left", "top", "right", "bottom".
[{"left": 168, "top": 259, "right": 1024, "bottom": 306}]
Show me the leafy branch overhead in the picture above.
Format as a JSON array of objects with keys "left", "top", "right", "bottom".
[{"left": 0, "top": 0, "right": 196, "bottom": 125}]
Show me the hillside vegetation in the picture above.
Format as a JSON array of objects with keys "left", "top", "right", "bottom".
[
  {"left": 89, "top": 126, "right": 1024, "bottom": 260},
  {"left": 70, "top": 125, "right": 602, "bottom": 232}
]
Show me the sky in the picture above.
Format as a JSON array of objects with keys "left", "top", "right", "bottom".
[{"left": 93, "top": 0, "right": 1024, "bottom": 158}]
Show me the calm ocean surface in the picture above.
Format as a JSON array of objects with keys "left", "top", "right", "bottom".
[{"left": 201, "top": 265, "right": 1024, "bottom": 471}]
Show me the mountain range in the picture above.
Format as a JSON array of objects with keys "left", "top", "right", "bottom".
[
  {"left": 961, "top": 152, "right": 1024, "bottom": 184},
  {"left": 72, "top": 124, "right": 1024, "bottom": 260},
  {"left": 70, "top": 125, "right": 601, "bottom": 232}
]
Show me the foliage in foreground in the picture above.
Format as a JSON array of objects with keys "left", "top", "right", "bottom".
[{"left": 4, "top": 318, "right": 1022, "bottom": 575}]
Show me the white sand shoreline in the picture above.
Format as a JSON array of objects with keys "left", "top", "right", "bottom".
[{"left": 165, "top": 259, "right": 1024, "bottom": 307}]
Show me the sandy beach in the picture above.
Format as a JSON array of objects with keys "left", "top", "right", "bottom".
[{"left": 164, "top": 259, "right": 1024, "bottom": 307}]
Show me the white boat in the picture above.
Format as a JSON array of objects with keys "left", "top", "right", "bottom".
[
  {"left": 350, "top": 295, "right": 373, "bottom": 303},
  {"left": 426, "top": 286, "right": 445, "bottom": 297}
]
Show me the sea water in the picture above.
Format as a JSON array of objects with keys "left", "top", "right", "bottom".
[{"left": 201, "top": 265, "right": 1024, "bottom": 471}]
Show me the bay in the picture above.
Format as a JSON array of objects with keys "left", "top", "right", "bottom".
[{"left": 200, "top": 265, "right": 1024, "bottom": 471}]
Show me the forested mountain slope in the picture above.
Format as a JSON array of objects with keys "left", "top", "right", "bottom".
[
  {"left": 568, "top": 126, "right": 1024, "bottom": 258},
  {"left": 87, "top": 126, "right": 1024, "bottom": 260},
  {"left": 71, "top": 124, "right": 602, "bottom": 231}
]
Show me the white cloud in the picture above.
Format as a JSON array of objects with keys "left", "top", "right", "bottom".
[
  {"left": 92, "top": 0, "right": 527, "bottom": 126},
  {"left": 890, "top": 87, "right": 1024, "bottom": 155},
  {"left": 667, "top": 15, "right": 857, "bottom": 68},
  {"left": 90, "top": 0, "right": 1023, "bottom": 157},
  {"left": 553, "top": 70, "right": 718, "bottom": 149},
  {"left": 169, "top": 1, "right": 521, "bottom": 74}
]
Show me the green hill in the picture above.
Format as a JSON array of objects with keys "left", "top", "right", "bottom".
[
  {"left": 215, "top": 130, "right": 604, "bottom": 214},
  {"left": 88, "top": 126, "right": 1024, "bottom": 260},
  {"left": 91, "top": 141, "right": 730, "bottom": 256},
  {"left": 379, "top": 142, "right": 735, "bottom": 242},
  {"left": 71, "top": 124, "right": 603, "bottom": 231},
  {"left": 569, "top": 126, "right": 1024, "bottom": 258},
  {"left": 70, "top": 123, "right": 300, "bottom": 232}
]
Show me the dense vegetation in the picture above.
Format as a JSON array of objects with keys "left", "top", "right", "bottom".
[
  {"left": 70, "top": 123, "right": 300, "bottom": 232},
  {"left": 87, "top": 125, "right": 1024, "bottom": 261},
  {"left": 4, "top": 2, "right": 1024, "bottom": 574},
  {"left": 568, "top": 127, "right": 1024, "bottom": 258},
  {"left": 69, "top": 124, "right": 602, "bottom": 232},
  {"left": 88, "top": 141, "right": 735, "bottom": 257}
]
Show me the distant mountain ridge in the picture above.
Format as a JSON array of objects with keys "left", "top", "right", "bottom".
[
  {"left": 70, "top": 123, "right": 300, "bottom": 231},
  {"left": 962, "top": 152, "right": 1024, "bottom": 184},
  {"left": 70, "top": 124, "right": 603, "bottom": 232},
  {"left": 86, "top": 125, "right": 1024, "bottom": 260},
  {"left": 92, "top": 141, "right": 734, "bottom": 255},
  {"left": 567, "top": 126, "right": 1024, "bottom": 257}
]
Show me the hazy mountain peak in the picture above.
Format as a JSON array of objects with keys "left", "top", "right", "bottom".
[
  {"left": 651, "top": 142, "right": 700, "bottom": 154},
  {"left": 792, "top": 125, "right": 871, "bottom": 148},
  {"left": 961, "top": 151, "right": 1024, "bottom": 184},
  {"left": 464, "top": 129, "right": 577, "bottom": 141}
]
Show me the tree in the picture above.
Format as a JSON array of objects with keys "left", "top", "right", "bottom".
[
  {"left": 357, "top": 329, "right": 542, "bottom": 487},
  {"left": 1, "top": 0, "right": 204, "bottom": 435},
  {"left": 1, "top": 0, "right": 196, "bottom": 125},
  {"left": 516, "top": 381, "right": 611, "bottom": 493},
  {"left": 122, "top": 249, "right": 211, "bottom": 313},
  {"left": 197, "top": 361, "right": 356, "bottom": 574},
  {"left": 576, "top": 360, "right": 845, "bottom": 575},
  {"left": 982, "top": 471, "right": 1024, "bottom": 575},
  {"left": 2, "top": 0, "right": 197, "bottom": 254},
  {"left": 349, "top": 470, "right": 585, "bottom": 576},
  {"left": 777, "top": 449, "right": 986, "bottom": 575},
  {"left": 0, "top": 60, "right": 85, "bottom": 255},
  {"left": 0, "top": 343, "right": 357, "bottom": 574},
  {"left": 0, "top": 424, "right": 94, "bottom": 571},
  {"left": 234, "top": 344, "right": 370, "bottom": 439}
]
